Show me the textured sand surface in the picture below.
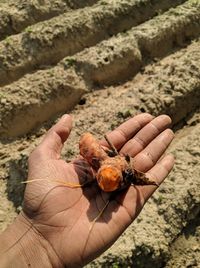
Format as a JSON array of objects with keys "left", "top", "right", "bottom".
[{"left": 0, "top": 0, "right": 199, "bottom": 267}]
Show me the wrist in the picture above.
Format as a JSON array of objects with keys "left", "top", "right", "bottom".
[{"left": 0, "top": 212, "right": 63, "bottom": 268}]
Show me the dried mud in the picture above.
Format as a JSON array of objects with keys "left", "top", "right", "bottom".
[
  {"left": 0, "top": 0, "right": 99, "bottom": 40},
  {"left": 0, "top": 0, "right": 200, "bottom": 267},
  {"left": 0, "top": 0, "right": 186, "bottom": 86}
]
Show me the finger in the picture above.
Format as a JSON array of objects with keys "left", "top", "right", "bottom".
[
  {"left": 120, "top": 115, "right": 172, "bottom": 156},
  {"left": 101, "top": 113, "right": 154, "bottom": 150},
  {"left": 39, "top": 114, "right": 72, "bottom": 159},
  {"left": 133, "top": 129, "right": 174, "bottom": 172},
  {"left": 139, "top": 154, "right": 175, "bottom": 201},
  {"left": 115, "top": 154, "right": 174, "bottom": 219}
]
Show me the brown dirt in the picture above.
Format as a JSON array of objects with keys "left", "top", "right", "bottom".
[
  {"left": 0, "top": 0, "right": 186, "bottom": 86},
  {"left": 0, "top": 0, "right": 99, "bottom": 40},
  {"left": 0, "top": 0, "right": 200, "bottom": 267}
]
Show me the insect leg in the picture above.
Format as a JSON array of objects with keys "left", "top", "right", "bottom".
[{"left": 104, "top": 135, "right": 118, "bottom": 156}]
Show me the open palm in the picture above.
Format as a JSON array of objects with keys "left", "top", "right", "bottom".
[{"left": 22, "top": 113, "right": 174, "bottom": 267}]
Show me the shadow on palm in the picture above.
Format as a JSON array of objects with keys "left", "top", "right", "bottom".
[
  {"left": 23, "top": 155, "right": 136, "bottom": 230},
  {"left": 22, "top": 154, "right": 144, "bottom": 265}
]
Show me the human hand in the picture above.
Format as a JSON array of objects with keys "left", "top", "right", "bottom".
[{"left": 0, "top": 113, "right": 174, "bottom": 268}]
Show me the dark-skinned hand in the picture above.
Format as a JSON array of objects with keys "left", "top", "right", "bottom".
[{"left": 0, "top": 113, "right": 174, "bottom": 268}]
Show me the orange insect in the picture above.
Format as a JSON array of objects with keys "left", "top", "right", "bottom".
[
  {"left": 79, "top": 132, "right": 158, "bottom": 192},
  {"left": 25, "top": 132, "right": 157, "bottom": 191}
]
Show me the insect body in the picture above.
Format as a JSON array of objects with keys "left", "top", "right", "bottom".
[
  {"left": 97, "top": 155, "right": 128, "bottom": 192},
  {"left": 79, "top": 133, "right": 158, "bottom": 192},
  {"left": 24, "top": 132, "right": 158, "bottom": 191}
]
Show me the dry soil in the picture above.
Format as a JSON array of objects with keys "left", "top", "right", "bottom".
[{"left": 0, "top": 0, "right": 200, "bottom": 267}]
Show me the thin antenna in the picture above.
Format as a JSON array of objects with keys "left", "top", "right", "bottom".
[{"left": 104, "top": 135, "right": 118, "bottom": 156}]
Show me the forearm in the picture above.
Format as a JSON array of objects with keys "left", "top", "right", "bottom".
[{"left": 0, "top": 213, "right": 62, "bottom": 268}]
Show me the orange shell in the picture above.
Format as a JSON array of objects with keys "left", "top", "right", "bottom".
[
  {"left": 79, "top": 133, "right": 107, "bottom": 168},
  {"left": 97, "top": 165, "right": 122, "bottom": 192}
]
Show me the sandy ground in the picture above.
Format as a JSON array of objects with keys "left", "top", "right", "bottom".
[{"left": 0, "top": 0, "right": 200, "bottom": 267}]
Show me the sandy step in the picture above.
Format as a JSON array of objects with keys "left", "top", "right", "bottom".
[
  {"left": 0, "top": 67, "right": 86, "bottom": 138},
  {"left": 64, "top": 0, "right": 200, "bottom": 87},
  {"left": 1, "top": 29, "right": 200, "bottom": 140},
  {"left": 136, "top": 39, "right": 200, "bottom": 125},
  {"left": 88, "top": 121, "right": 200, "bottom": 267},
  {"left": 0, "top": 0, "right": 99, "bottom": 41},
  {"left": 0, "top": 0, "right": 186, "bottom": 86}
]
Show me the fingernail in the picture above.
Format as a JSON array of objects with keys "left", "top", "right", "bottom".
[
  {"left": 61, "top": 114, "right": 71, "bottom": 121},
  {"left": 143, "top": 113, "right": 154, "bottom": 119}
]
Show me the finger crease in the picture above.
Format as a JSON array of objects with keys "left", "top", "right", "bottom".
[
  {"left": 116, "top": 128, "right": 129, "bottom": 142},
  {"left": 134, "top": 119, "right": 143, "bottom": 132},
  {"left": 114, "top": 198, "right": 133, "bottom": 221},
  {"left": 133, "top": 136, "right": 146, "bottom": 148},
  {"left": 149, "top": 122, "right": 161, "bottom": 134},
  {"left": 162, "top": 138, "right": 171, "bottom": 149}
]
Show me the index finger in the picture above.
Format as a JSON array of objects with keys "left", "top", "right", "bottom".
[{"left": 101, "top": 113, "right": 154, "bottom": 150}]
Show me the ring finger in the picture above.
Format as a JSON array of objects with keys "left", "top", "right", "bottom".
[{"left": 133, "top": 128, "right": 174, "bottom": 172}]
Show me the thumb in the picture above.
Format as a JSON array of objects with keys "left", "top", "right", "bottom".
[{"left": 39, "top": 114, "right": 73, "bottom": 159}]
